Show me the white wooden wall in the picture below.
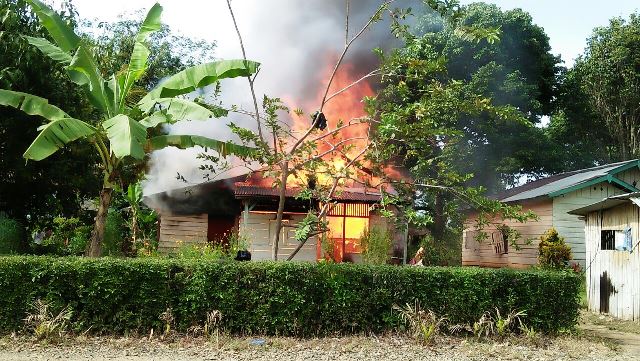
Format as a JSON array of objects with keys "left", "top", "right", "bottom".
[
  {"left": 238, "top": 211, "right": 317, "bottom": 261},
  {"left": 462, "top": 200, "right": 552, "bottom": 268},
  {"left": 158, "top": 214, "right": 208, "bottom": 253},
  {"left": 553, "top": 182, "right": 627, "bottom": 267},
  {"left": 585, "top": 204, "right": 640, "bottom": 321}
]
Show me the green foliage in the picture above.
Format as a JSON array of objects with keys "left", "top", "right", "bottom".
[
  {"left": 0, "top": 256, "right": 580, "bottom": 335},
  {"left": 103, "top": 209, "right": 125, "bottom": 257},
  {"left": 570, "top": 12, "right": 640, "bottom": 159},
  {"left": 393, "top": 301, "right": 445, "bottom": 344},
  {"left": 538, "top": 228, "right": 572, "bottom": 269},
  {"left": 413, "top": 2, "right": 563, "bottom": 192},
  {"left": 473, "top": 308, "right": 526, "bottom": 338},
  {"left": 0, "top": 0, "right": 100, "bottom": 226},
  {"left": 40, "top": 216, "right": 91, "bottom": 255},
  {"left": 371, "top": 3, "right": 541, "bottom": 253},
  {"left": 416, "top": 233, "right": 461, "bottom": 266},
  {"left": 359, "top": 227, "right": 392, "bottom": 265},
  {"left": 0, "top": 1, "right": 259, "bottom": 256},
  {"left": 0, "top": 213, "right": 25, "bottom": 254},
  {"left": 174, "top": 243, "right": 229, "bottom": 260}
]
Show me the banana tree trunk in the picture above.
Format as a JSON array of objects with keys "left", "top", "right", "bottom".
[{"left": 86, "top": 187, "right": 113, "bottom": 257}]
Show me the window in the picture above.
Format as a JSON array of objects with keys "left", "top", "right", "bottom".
[
  {"left": 464, "top": 230, "right": 480, "bottom": 250},
  {"left": 493, "top": 230, "right": 508, "bottom": 255},
  {"left": 326, "top": 203, "right": 370, "bottom": 258},
  {"left": 601, "top": 228, "right": 632, "bottom": 251}
]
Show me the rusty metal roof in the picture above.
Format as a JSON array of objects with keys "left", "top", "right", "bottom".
[{"left": 234, "top": 184, "right": 382, "bottom": 202}]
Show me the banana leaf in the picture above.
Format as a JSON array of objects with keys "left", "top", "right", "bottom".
[
  {"left": 103, "top": 114, "right": 147, "bottom": 160},
  {"left": 26, "top": 0, "right": 80, "bottom": 52},
  {"left": 24, "top": 118, "right": 96, "bottom": 161},
  {"left": 147, "top": 135, "right": 255, "bottom": 158},
  {"left": 118, "top": 3, "right": 163, "bottom": 110},
  {"left": 0, "top": 89, "right": 69, "bottom": 120},
  {"left": 67, "top": 45, "right": 111, "bottom": 114},
  {"left": 138, "top": 59, "right": 260, "bottom": 112},
  {"left": 24, "top": 36, "right": 72, "bottom": 64}
]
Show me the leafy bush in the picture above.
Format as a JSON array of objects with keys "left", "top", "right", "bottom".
[
  {"left": 360, "top": 227, "right": 392, "bottom": 265},
  {"left": 0, "top": 214, "right": 24, "bottom": 254},
  {"left": 41, "top": 217, "right": 92, "bottom": 256},
  {"left": 538, "top": 228, "right": 572, "bottom": 269},
  {"left": 418, "top": 233, "right": 462, "bottom": 266},
  {"left": 103, "top": 209, "right": 126, "bottom": 256},
  {"left": 0, "top": 256, "right": 581, "bottom": 335}
]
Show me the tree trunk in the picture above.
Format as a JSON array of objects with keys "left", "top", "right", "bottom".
[
  {"left": 432, "top": 192, "right": 445, "bottom": 241},
  {"left": 86, "top": 188, "right": 113, "bottom": 257},
  {"left": 272, "top": 161, "right": 289, "bottom": 261}
]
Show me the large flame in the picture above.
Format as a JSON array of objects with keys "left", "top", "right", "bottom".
[{"left": 285, "top": 54, "right": 376, "bottom": 189}]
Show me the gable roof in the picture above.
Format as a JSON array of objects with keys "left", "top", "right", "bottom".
[{"left": 499, "top": 159, "right": 640, "bottom": 203}]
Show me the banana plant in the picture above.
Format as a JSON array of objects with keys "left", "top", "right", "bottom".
[{"left": 0, "top": 0, "right": 259, "bottom": 256}]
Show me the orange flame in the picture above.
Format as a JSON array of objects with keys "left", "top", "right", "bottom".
[{"left": 283, "top": 54, "right": 376, "bottom": 189}]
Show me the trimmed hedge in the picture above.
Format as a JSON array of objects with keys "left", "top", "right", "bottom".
[{"left": 0, "top": 256, "right": 580, "bottom": 335}]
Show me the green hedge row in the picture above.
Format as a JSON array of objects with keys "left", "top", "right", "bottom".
[{"left": 0, "top": 256, "right": 580, "bottom": 335}]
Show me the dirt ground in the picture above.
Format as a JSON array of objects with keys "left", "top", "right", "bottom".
[
  {"left": 0, "top": 333, "right": 636, "bottom": 361},
  {"left": 0, "top": 311, "right": 638, "bottom": 361}
]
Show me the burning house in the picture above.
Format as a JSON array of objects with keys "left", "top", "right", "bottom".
[
  {"left": 144, "top": 170, "right": 407, "bottom": 262},
  {"left": 140, "top": 2, "right": 415, "bottom": 263}
]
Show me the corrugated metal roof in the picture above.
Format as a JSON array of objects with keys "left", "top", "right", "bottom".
[
  {"left": 501, "top": 160, "right": 638, "bottom": 202},
  {"left": 234, "top": 184, "right": 382, "bottom": 202},
  {"left": 568, "top": 192, "right": 640, "bottom": 216}
]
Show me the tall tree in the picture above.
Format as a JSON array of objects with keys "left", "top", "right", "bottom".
[
  {"left": 417, "top": 3, "right": 562, "bottom": 192},
  {"left": 0, "top": 0, "right": 257, "bottom": 256},
  {"left": 370, "top": 11, "right": 536, "bottom": 248},
  {"left": 546, "top": 67, "right": 615, "bottom": 169},
  {"left": 570, "top": 12, "right": 640, "bottom": 160}
]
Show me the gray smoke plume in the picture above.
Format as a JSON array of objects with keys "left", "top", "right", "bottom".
[{"left": 143, "top": 0, "right": 421, "bottom": 195}]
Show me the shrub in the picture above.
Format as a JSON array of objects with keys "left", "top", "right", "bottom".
[
  {"left": 538, "top": 228, "right": 572, "bottom": 269},
  {"left": 103, "top": 209, "right": 126, "bottom": 256},
  {"left": 40, "top": 217, "right": 91, "bottom": 256},
  {"left": 359, "top": 227, "right": 392, "bottom": 265},
  {"left": 0, "top": 214, "right": 24, "bottom": 254},
  {"left": 0, "top": 256, "right": 581, "bottom": 335},
  {"left": 418, "top": 233, "right": 462, "bottom": 266}
]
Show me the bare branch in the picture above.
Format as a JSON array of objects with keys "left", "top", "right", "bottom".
[
  {"left": 324, "top": 69, "right": 382, "bottom": 104},
  {"left": 226, "top": 0, "right": 264, "bottom": 143},
  {"left": 289, "top": 0, "right": 394, "bottom": 155}
]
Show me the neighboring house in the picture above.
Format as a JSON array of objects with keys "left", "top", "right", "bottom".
[
  {"left": 462, "top": 160, "right": 640, "bottom": 269},
  {"left": 144, "top": 171, "right": 407, "bottom": 262},
  {"left": 569, "top": 193, "right": 640, "bottom": 321}
]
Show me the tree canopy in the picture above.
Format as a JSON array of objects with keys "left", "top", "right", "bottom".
[
  {"left": 564, "top": 12, "right": 640, "bottom": 160},
  {"left": 416, "top": 3, "right": 563, "bottom": 192}
]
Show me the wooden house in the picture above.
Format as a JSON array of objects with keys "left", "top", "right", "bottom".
[
  {"left": 569, "top": 193, "right": 640, "bottom": 321},
  {"left": 462, "top": 160, "right": 640, "bottom": 269},
  {"left": 144, "top": 171, "right": 407, "bottom": 262}
]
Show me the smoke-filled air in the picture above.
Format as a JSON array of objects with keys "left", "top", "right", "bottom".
[{"left": 143, "top": 0, "right": 418, "bottom": 195}]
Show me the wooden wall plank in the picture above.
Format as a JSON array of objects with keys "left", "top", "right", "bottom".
[
  {"left": 463, "top": 200, "right": 553, "bottom": 268},
  {"left": 158, "top": 214, "right": 208, "bottom": 253}
]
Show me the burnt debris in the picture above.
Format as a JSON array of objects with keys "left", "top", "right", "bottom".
[{"left": 311, "top": 111, "right": 328, "bottom": 130}]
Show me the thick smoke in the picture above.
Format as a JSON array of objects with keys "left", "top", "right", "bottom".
[{"left": 144, "top": 0, "right": 420, "bottom": 195}]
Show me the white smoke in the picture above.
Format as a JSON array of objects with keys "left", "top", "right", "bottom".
[{"left": 143, "top": 0, "right": 419, "bottom": 195}]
